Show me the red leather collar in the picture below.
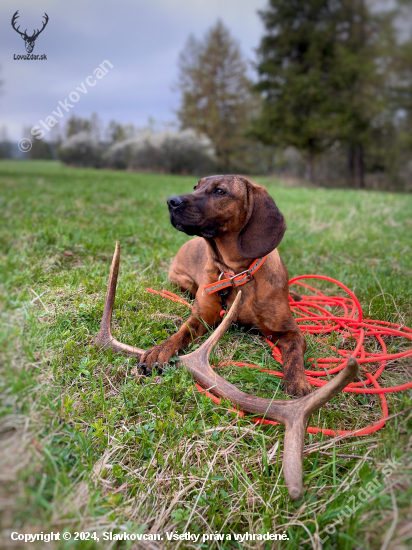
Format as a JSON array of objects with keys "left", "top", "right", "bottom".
[{"left": 204, "top": 256, "right": 267, "bottom": 295}]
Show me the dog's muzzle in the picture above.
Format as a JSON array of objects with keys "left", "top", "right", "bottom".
[{"left": 167, "top": 195, "right": 217, "bottom": 238}]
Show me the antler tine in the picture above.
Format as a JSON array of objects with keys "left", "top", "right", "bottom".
[
  {"left": 33, "top": 13, "right": 49, "bottom": 39},
  {"left": 11, "top": 11, "right": 25, "bottom": 36},
  {"left": 281, "top": 357, "right": 359, "bottom": 500},
  {"left": 95, "top": 243, "right": 359, "bottom": 500},
  {"left": 185, "top": 292, "right": 242, "bottom": 365},
  {"left": 95, "top": 242, "right": 144, "bottom": 357},
  {"left": 295, "top": 357, "right": 359, "bottom": 422}
]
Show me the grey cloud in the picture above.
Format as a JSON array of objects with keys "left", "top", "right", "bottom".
[{"left": 0, "top": 0, "right": 267, "bottom": 139}]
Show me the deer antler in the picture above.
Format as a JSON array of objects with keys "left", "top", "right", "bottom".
[
  {"left": 95, "top": 242, "right": 359, "bottom": 500},
  {"left": 32, "top": 13, "right": 49, "bottom": 40},
  {"left": 11, "top": 11, "right": 25, "bottom": 37},
  {"left": 11, "top": 11, "right": 49, "bottom": 40}
]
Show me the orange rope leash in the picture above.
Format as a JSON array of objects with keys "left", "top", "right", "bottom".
[{"left": 146, "top": 275, "right": 412, "bottom": 437}]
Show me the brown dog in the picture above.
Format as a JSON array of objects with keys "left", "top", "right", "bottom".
[{"left": 138, "top": 175, "right": 311, "bottom": 397}]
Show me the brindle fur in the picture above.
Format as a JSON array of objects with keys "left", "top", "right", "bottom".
[{"left": 138, "top": 175, "right": 311, "bottom": 397}]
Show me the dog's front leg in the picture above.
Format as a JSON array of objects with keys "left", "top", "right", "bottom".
[
  {"left": 138, "top": 293, "right": 221, "bottom": 373},
  {"left": 137, "top": 316, "right": 207, "bottom": 372},
  {"left": 275, "top": 330, "right": 311, "bottom": 397}
]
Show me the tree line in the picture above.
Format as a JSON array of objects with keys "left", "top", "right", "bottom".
[
  {"left": 3, "top": 0, "right": 412, "bottom": 190},
  {"left": 177, "top": 0, "right": 412, "bottom": 189}
]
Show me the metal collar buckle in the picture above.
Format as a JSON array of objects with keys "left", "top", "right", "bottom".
[{"left": 229, "top": 269, "right": 252, "bottom": 288}]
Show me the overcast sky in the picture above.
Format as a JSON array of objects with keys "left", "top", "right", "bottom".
[
  {"left": 1, "top": 0, "right": 410, "bottom": 142},
  {"left": 0, "top": 0, "right": 267, "bottom": 141}
]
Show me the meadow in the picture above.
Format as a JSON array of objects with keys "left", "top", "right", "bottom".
[{"left": 1, "top": 160, "right": 411, "bottom": 549}]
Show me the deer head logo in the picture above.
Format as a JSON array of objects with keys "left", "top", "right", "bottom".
[{"left": 11, "top": 11, "right": 49, "bottom": 54}]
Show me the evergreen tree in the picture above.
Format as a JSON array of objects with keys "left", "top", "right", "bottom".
[
  {"left": 176, "top": 20, "right": 253, "bottom": 171},
  {"left": 381, "top": 25, "right": 412, "bottom": 186},
  {"left": 332, "top": 0, "right": 392, "bottom": 188},
  {"left": 252, "top": 0, "right": 393, "bottom": 186},
  {"left": 253, "top": 0, "right": 340, "bottom": 181}
]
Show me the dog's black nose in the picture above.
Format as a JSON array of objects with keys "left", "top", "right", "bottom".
[{"left": 167, "top": 196, "right": 183, "bottom": 209}]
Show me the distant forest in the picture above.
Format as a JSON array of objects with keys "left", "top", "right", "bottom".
[{"left": 2, "top": 0, "right": 412, "bottom": 191}]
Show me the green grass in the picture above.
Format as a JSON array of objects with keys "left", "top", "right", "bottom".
[{"left": 1, "top": 160, "right": 411, "bottom": 549}]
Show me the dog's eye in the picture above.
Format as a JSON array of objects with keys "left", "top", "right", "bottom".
[{"left": 214, "top": 188, "right": 226, "bottom": 195}]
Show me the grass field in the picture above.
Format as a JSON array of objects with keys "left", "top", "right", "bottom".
[{"left": 1, "top": 160, "right": 411, "bottom": 549}]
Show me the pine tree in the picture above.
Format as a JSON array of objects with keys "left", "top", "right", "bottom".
[
  {"left": 381, "top": 18, "right": 412, "bottom": 186},
  {"left": 252, "top": 0, "right": 341, "bottom": 181},
  {"left": 252, "top": 0, "right": 392, "bottom": 186},
  {"left": 176, "top": 20, "right": 253, "bottom": 171},
  {"left": 332, "top": 0, "right": 390, "bottom": 188}
]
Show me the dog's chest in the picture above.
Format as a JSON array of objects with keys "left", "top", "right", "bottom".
[
  {"left": 220, "top": 272, "right": 289, "bottom": 333},
  {"left": 224, "top": 285, "right": 273, "bottom": 327}
]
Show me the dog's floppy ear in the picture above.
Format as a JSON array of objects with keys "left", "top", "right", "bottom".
[{"left": 237, "top": 181, "right": 286, "bottom": 259}]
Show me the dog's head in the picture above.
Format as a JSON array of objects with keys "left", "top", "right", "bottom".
[{"left": 167, "top": 175, "right": 286, "bottom": 259}]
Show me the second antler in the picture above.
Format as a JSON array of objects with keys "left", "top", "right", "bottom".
[{"left": 95, "top": 242, "right": 359, "bottom": 501}]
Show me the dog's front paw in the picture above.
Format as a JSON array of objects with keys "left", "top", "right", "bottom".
[
  {"left": 138, "top": 342, "right": 178, "bottom": 375},
  {"left": 284, "top": 377, "right": 312, "bottom": 398}
]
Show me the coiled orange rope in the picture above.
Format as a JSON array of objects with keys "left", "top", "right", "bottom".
[{"left": 146, "top": 275, "right": 412, "bottom": 437}]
